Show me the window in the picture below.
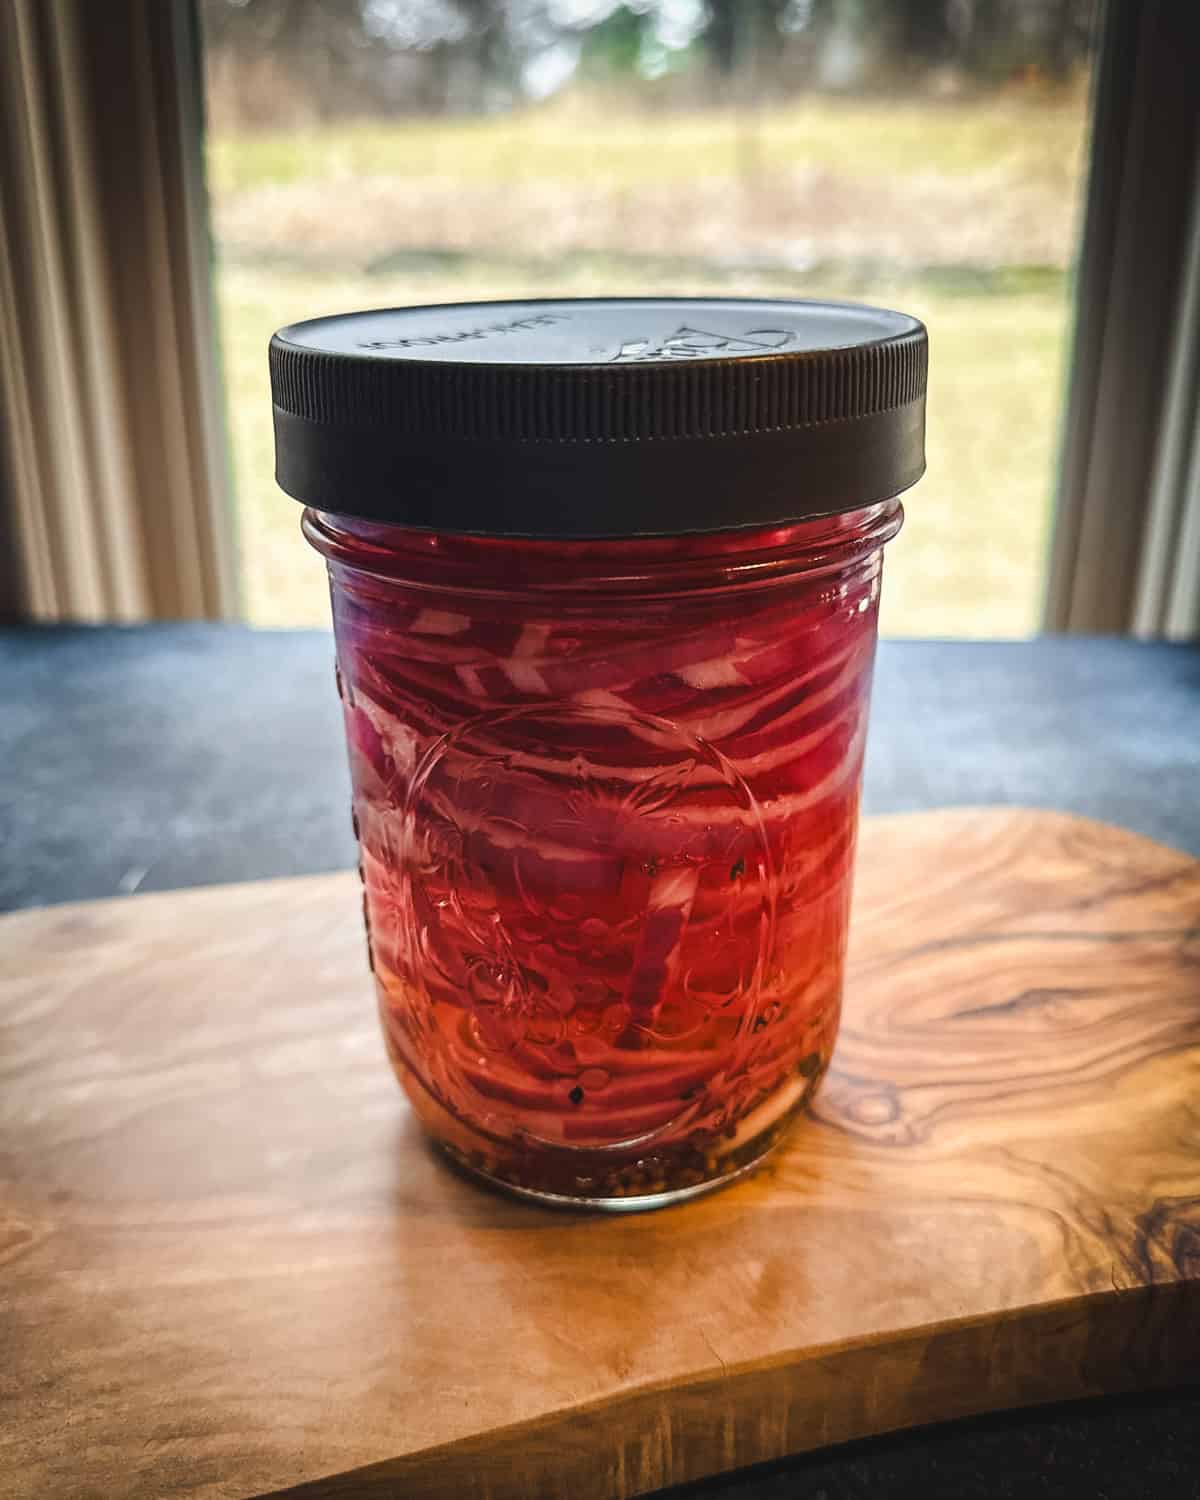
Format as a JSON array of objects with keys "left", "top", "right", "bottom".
[{"left": 199, "top": 4, "right": 1097, "bottom": 635}]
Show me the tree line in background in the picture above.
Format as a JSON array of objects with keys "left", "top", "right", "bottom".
[{"left": 201, "top": 0, "right": 1097, "bottom": 128}]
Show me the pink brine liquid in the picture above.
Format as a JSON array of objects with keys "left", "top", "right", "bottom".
[{"left": 309, "top": 501, "right": 901, "bottom": 1205}]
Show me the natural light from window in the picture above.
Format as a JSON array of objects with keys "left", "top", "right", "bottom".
[{"left": 201, "top": 0, "right": 1098, "bottom": 636}]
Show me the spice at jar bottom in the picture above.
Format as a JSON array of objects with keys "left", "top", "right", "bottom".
[{"left": 270, "top": 297, "right": 928, "bottom": 1210}]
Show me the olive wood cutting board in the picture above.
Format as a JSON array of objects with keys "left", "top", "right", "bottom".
[{"left": 2, "top": 808, "right": 1199, "bottom": 1499}]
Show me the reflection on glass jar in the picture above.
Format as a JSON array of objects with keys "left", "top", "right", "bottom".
[{"left": 273, "top": 297, "right": 927, "bottom": 1207}]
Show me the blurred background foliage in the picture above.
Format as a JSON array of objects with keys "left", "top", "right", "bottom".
[{"left": 202, "top": 1, "right": 1096, "bottom": 124}]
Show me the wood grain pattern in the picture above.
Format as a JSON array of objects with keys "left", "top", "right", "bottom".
[{"left": 1, "top": 808, "right": 1198, "bottom": 1500}]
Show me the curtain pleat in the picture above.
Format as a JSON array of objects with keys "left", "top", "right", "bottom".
[
  {"left": 1133, "top": 155, "right": 1200, "bottom": 641},
  {"left": 0, "top": 0, "right": 236, "bottom": 622}
]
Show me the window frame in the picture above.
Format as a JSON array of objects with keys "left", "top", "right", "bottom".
[{"left": 3, "top": 0, "right": 1198, "bottom": 635}]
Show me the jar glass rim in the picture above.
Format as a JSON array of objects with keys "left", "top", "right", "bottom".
[{"left": 303, "top": 501, "right": 904, "bottom": 604}]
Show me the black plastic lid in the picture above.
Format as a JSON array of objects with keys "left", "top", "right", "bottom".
[{"left": 270, "top": 297, "right": 927, "bottom": 537}]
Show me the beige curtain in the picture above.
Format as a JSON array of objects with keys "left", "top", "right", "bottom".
[
  {"left": 0, "top": 0, "right": 237, "bottom": 622},
  {"left": 1045, "top": 0, "right": 1200, "bottom": 638}
]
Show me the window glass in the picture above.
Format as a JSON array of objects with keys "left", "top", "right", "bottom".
[{"left": 201, "top": 0, "right": 1098, "bottom": 634}]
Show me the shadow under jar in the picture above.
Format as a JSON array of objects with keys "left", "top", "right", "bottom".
[{"left": 270, "top": 298, "right": 928, "bottom": 1210}]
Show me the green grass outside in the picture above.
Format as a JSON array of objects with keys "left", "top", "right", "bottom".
[
  {"left": 209, "top": 94, "right": 1086, "bottom": 193},
  {"left": 208, "top": 95, "right": 1086, "bottom": 636}
]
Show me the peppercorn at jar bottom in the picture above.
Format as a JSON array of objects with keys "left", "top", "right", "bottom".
[
  {"left": 323, "top": 509, "right": 889, "bottom": 1209},
  {"left": 393, "top": 1047, "right": 829, "bottom": 1208}
]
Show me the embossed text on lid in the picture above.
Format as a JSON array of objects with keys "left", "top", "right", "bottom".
[{"left": 275, "top": 296, "right": 921, "bottom": 367}]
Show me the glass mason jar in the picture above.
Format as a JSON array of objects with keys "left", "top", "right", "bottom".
[{"left": 271, "top": 298, "right": 927, "bottom": 1209}]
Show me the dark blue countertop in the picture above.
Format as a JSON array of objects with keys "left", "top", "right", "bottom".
[
  {"left": 2, "top": 625, "right": 1198, "bottom": 1498},
  {"left": 3, "top": 627, "right": 1197, "bottom": 911}
]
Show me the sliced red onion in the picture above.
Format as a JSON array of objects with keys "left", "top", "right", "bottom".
[{"left": 330, "top": 515, "right": 884, "bottom": 1189}]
